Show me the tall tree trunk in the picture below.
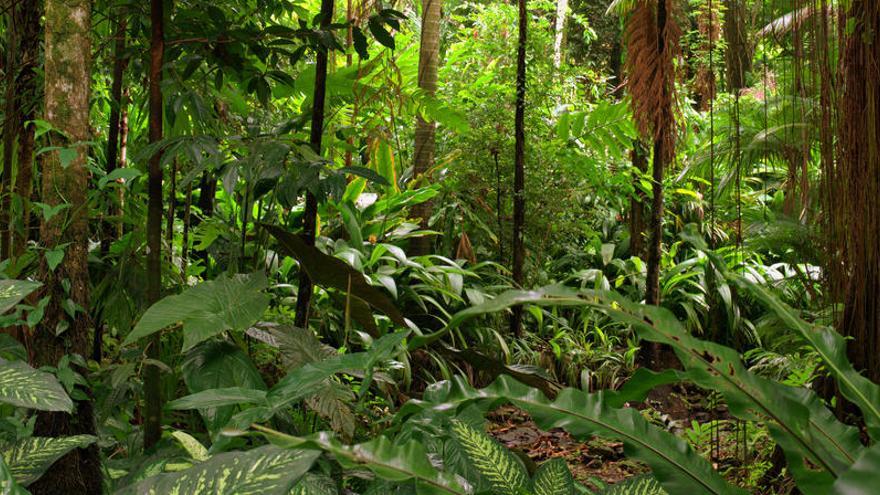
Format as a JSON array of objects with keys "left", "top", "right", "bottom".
[
  {"left": 693, "top": 0, "right": 719, "bottom": 111},
  {"left": 836, "top": 0, "right": 880, "bottom": 382},
  {"left": 510, "top": 0, "right": 527, "bottom": 337},
  {"left": 1, "top": 10, "right": 18, "bottom": 261},
  {"left": 29, "top": 0, "right": 102, "bottom": 492},
  {"left": 11, "top": 0, "right": 42, "bottom": 258},
  {"left": 553, "top": 0, "right": 568, "bottom": 68},
  {"left": 103, "top": 13, "right": 128, "bottom": 253},
  {"left": 410, "top": 0, "right": 442, "bottom": 256},
  {"left": 294, "top": 0, "right": 334, "bottom": 329},
  {"left": 629, "top": 143, "right": 648, "bottom": 258},
  {"left": 723, "top": 0, "right": 751, "bottom": 92},
  {"left": 144, "top": 0, "right": 165, "bottom": 451}
]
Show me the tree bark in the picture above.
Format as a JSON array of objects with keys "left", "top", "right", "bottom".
[
  {"left": 294, "top": 0, "right": 334, "bottom": 329},
  {"left": 723, "top": 0, "right": 751, "bottom": 92},
  {"left": 629, "top": 143, "right": 648, "bottom": 258},
  {"left": 1, "top": 9, "right": 18, "bottom": 260},
  {"left": 553, "top": 0, "right": 568, "bottom": 68},
  {"left": 410, "top": 0, "right": 442, "bottom": 256},
  {"left": 510, "top": 0, "right": 527, "bottom": 337},
  {"left": 144, "top": 0, "right": 166, "bottom": 451},
  {"left": 29, "top": 0, "right": 102, "bottom": 492}
]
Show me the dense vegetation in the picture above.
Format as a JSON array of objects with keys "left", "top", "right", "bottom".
[{"left": 0, "top": 0, "right": 878, "bottom": 493}]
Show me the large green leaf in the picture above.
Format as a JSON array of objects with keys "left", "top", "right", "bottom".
[
  {"left": 115, "top": 445, "right": 319, "bottom": 495},
  {"left": 831, "top": 441, "right": 880, "bottom": 495},
  {"left": 531, "top": 458, "right": 575, "bottom": 495},
  {"left": 166, "top": 387, "right": 267, "bottom": 411},
  {"left": 736, "top": 277, "right": 880, "bottom": 440},
  {"left": 0, "top": 456, "right": 28, "bottom": 495},
  {"left": 124, "top": 272, "right": 271, "bottom": 351},
  {"left": 401, "top": 375, "right": 742, "bottom": 495},
  {"left": 256, "top": 429, "right": 469, "bottom": 495},
  {"left": 0, "top": 280, "right": 41, "bottom": 314},
  {"left": 261, "top": 224, "right": 406, "bottom": 326},
  {"left": 1, "top": 435, "right": 96, "bottom": 486},
  {"left": 0, "top": 360, "right": 72, "bottom": 412}
]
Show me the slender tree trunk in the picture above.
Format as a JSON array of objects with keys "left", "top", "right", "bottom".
[
  {"left": 182, "top": 182, "right": 192, "bottom": 276},
  {"left": 144, "top": 0, "right": 165, "bottom": 451},
  {"left": 410, "top": 0, "right": 442, "bottom": 256},
  {"left": 644, "top": 139, "right": 664, "bottom": 306},
  {"left": 29, "top": 1, "right": 102, "bottom": 492},
  {"left": 103, "top": 14, "right": 128, "bottom": 253},
  {"left": 1, "top": 11, "right": 18, "bottom": 261},
  {"left": 723, "top": 0, "right": 751, "bottom": 92},
  {"left": 117, "top": 88, "right": 129, "bottom": 239},
  {"left": 629, "top": 143, "right": 648, "bottom": 258},
  {"left": 553, "top": 0, "right": 568, "bottom": 68},
  {"left": 166, "top": 159, "right": 177, "bottom": 265},
  {"left": 11, "top": 0, "right": 41, "bottom": 258},
  {"left": 294, "top": 0, "right": 334, "bottom": 329},
  {"left": 510, "top": 0, "right": 527, "bottom": 337},
  {"left": 836, "top": 0, "right": 880, "bottom": 382}
]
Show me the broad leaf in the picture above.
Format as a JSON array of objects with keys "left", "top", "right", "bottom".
[
  {"left": 124, "top": 272, "right": 271, "bottom": 351},
  {"left": 1, "top": 435, "right": 96, "bottom": 486},
  {"left": 831, "top": 441, "right": 880, "bottom": 495},
  {"left": 0, "top": 280, "right": 41, "bottom": 314},
  {"left": 116, "top": 445, "right": 319, "bottom": 495},
  {"left": 449, "top": 419, "right": 529, "bottom": 494},
  {"left": 0, "top": 360, "right": 72, "bottom": 411},
  {"left": 531, "top": 459, "right": 575, "bottom": 495},
  {"left": 166, "top": 387, "right": 267, "bottom": 411},
  {"left": 0, "top": 456, "right": 28, "bottom": 495},
  {"left": 170, "top": 431, "right": 210, "bottom": 462}
]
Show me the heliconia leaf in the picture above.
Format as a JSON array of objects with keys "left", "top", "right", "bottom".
[
  {"left": 531, "top": 458, "right": 575, "bottom": 495},
  {"left": 1, "top": 435, "right": 96, "bottom": 486},
  {"left": 735, "top": 276, "right": 880, "bottom": 441},
  {"left": 401, "top": 375, "right": 743, "bottom": 495},
  {"left": 449, "top": 419, "right": 529, "bottom": 494},
  {"left": 831, "top": 441, "right": 880, "bottom": 495},
  {"left": 115, "top": 445, "right": 319, "bottom": 495},
  {"left": 261, "top": 225, "right": 406, "bottom": 327},
  {"left": 124, "top": 272, "right": 271, "bottom": 351},
  {"left": 0, "top": 359, "right": 72, "bottom": 412},
  {"left": 0, "top": 280, "right": 42, "bottom": 314},
  {"left": 0, "top": 456, "right": 28, "bottom": 495},
  {"left": 256, "top": 429, "right": 469, "bottom": 495}
]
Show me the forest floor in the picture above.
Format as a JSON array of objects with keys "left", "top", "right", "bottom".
[{"left": 486, "top": 384, "right": 782, "bottom": 492}]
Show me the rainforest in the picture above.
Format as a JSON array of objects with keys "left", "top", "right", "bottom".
[{"left": 0, "top": 0, "right": 877, "bottom": 493}]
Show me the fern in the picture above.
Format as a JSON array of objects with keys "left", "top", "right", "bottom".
[
  {"left": 449, "top": 419, "right": 530, "bottom": 495},
  {"left": 531, "top": 458, "right": 575, "bottom": 495}
]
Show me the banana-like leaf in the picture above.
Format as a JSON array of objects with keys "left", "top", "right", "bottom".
[
  {"left": 1, "top": 435, "right": 96, "bottom": 486},
  {"left": 124, "top": 272, "right": 271, "bottom": 351},
  {"left": 115, "top": 445, "right": 319, "bottom": 495},
  {"left": 736, "top": 278, "right": 880, "bottom": 440},
  {"left": 401, "top": 376, "right": 742, "bottom": 495},
  {"left": 0, "top": 359, "right": 72, "bottom": 412},
  {"left": 0, "top": 280, "right": 41, "bottom": 314},
  {"left": 255, "top": 428, "right": 470, "bottom": 495},
  {"left": 531, "top": 458, "right": 575, "bottom": 495},
  {"left": 831, "top": 441, "right": 880, "bottom": 495},
  {"left": 261, "top": 224, "right": 406, "bottom": 326},
  {"left": 449, "top": 419, "right": 529, "bottom": 494},
  {"left": 0, "top": 456, "right": 28, "bottom": 495},
  {"left": 291, "top": 473, "right": 337, "bottom": 495}
]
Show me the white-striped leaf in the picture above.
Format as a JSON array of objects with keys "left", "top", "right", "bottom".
[
  {"left": 0, "top": 360, "right": 72, "bottom": 411},
  {"left": 1, "top": 435, "right": 96, "bottom": 486}
]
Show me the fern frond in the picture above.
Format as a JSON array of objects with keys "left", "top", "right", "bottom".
[
  {"left": 449, "top": 419, "right": 529, "bottom": 495},
  {"left": 531, "top": 458, "right": 575, "bottom": 495}
]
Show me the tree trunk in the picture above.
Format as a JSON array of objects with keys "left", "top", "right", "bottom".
[
  {"left": 102, "top": 13, "right": 128, "bottom": 253},
  {"left": 410, "top": 0, "right": 442, "bottom": 256},
  {"left": 836, "top": 1, "right": 880, "bottom": 382},
  {"left": 723, "top": 0, "right": 751, "bottom": 92},
  {"left": 629, "top": 143, "right": 648, "bottom": 258},
  {"left": 294, "top": 0, "right": 334, "bottom": 329},
  {"left": 11, "top": 0, "right": 42, "bottom": 258},
  {"left": 644, "top": 138, "right": 664, "bottom": 307},
  {"left": 29, "top": 0, "right": 102, "bottom": 492},
  {"left": 144, "top": 0, "right": 166, "bottom": 451},
  {"left": 510, "top": 0, "right": 527, "bottom": 337},
  {"left": 553, "top": 0, "right": 568, "bottom": 68},
  {"left": 1, "top": 10, "right": 18, "bottom": 261}
]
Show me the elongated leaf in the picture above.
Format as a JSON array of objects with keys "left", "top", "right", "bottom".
[
  {"left": 115, "top": 445, "right": 319, "bottom": 495},
  {"left": 170, "top": 432, "right": 210, "bottom": 462},
  {"left": 124, "top": 272, "right": 271, "bottom": 351},
  {"left": 166, "top": 387, "right": 267, "bottom": 411},
  {"left": 257, "top": 429, "right": 469, "bottom": 495},
  {"left": 402, "top": 376, "right": 742, "bottom": 495},
  {"left": 261, "top": 225, "right": 406, "bottom": 326},
  {"left": 0, "top": 360, "right": 72, "bottom": 412},
  {"left": 1, "top": 435, "right": 96, "bottom": 486},
  {"left": 0, "top": 456, "right": 28, "bottom": 495},
  {"left": 736, "top": 277, "right": 880, "bottom": 440},
  {"left": 831, "top": 441, "right": 880, "bottom": 495},
  {"left": 531, "top": 458, "right": 575, "bottom": 495},
  {"left": 0, "top": 280, "right": 41, "bottom": 314}
]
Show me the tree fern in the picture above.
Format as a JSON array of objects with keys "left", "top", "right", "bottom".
[{"left": 449, "top": 419, "right": 530, "bottom": 495}]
